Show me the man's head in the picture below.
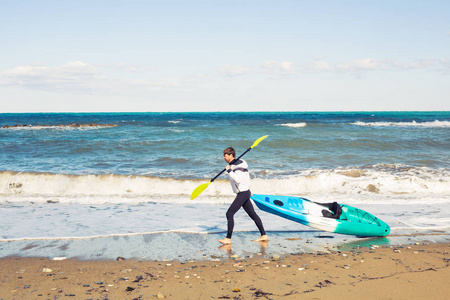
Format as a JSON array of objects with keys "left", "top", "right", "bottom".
[{"left": 223, "top": 147, "right": 235, "bottom": 163}]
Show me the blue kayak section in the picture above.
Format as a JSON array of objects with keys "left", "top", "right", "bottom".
[{"left": 251, "top": 194, "right": 390, "bottom": 237}]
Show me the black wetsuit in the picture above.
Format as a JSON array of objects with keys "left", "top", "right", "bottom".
[{"left": 225, "top": 159, "right": 266, "bottom": 239}]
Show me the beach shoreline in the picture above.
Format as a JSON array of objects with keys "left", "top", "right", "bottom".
[
  {"left": 2, "top": 230, "right": 449, "bottom": 262},
  {"left": 1, "top": 242, "right": 448, "bottom": 299}
]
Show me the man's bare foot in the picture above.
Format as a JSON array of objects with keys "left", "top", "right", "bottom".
[
  {"left": 252, "top": 235, "right": 269, "bottom": 242},
  {"left": 217, "top": 238, "right": 232, "bottom": 245}
]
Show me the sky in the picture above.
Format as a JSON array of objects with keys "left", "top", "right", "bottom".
[{"left": 1, "top": 0, "right": 449, "bottom": 112}]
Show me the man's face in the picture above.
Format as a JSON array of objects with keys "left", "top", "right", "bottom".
[{"left": 223, "top": 153, "right": 234, "bottom": 163}]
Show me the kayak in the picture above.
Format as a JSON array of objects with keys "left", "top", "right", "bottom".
[{"left": 251, "top": 194, "right": 390, "bottom": 237}]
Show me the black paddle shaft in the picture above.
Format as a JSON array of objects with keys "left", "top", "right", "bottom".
[{"left": 210, "top": 147, "right": 252, "bottom": 183}]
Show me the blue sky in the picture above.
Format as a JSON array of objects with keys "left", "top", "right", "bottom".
[{"left": 1, "top": 0, "right": 449, "bottom": 112}]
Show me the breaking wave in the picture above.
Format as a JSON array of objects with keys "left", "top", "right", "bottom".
[
  {"left": 277, "top": 122, "right": 307, "bottom": 128},
  {"left": 1, "top": 165, "right": 448, "bottom": 204},
  {"left": 352, "top": 120, "right": 450, "bottom": 128}
]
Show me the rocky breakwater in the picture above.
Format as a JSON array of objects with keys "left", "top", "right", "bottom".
[{"left": 2, "top": 123, "right": 118, "bottom": 129}]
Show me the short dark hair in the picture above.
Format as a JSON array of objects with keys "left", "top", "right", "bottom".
[{"left": 223, "top": 147, "right": 235, "bottom": 157}]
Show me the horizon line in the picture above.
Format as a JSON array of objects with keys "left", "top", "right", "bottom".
[{"left": 1, "top": 110, "right": 449, "bottom": 114}]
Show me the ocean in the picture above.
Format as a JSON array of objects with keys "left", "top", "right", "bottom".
[{"left": 0, "top": 112, "right": 449, "bottom": 259}]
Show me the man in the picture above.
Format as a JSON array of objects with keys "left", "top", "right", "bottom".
[{"left": 217, "top": 147, "right": 268, "bottom": 245}]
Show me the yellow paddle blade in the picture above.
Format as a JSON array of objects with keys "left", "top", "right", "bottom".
[
  {"left": 250, "top": 135, "right": 268, "bottom": 149},
  {"left": 190, "top": 181, "right": 211, "bottom": 200}
]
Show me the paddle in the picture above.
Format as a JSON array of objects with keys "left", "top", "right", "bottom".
[{"left": 190, "top": 135, "right": 268, "bottom": 200}]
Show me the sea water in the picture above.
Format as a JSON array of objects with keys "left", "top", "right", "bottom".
[{"left": 0, "top": 112, "right": 449, "bottom": 257}]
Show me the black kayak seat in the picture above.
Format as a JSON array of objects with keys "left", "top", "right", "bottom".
[{"left": 322, "top": 202, "right": 343, "bottom": 219}]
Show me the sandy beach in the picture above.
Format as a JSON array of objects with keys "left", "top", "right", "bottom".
[{"left": 1, "top": 242, "right": 448, "bottom": 299}]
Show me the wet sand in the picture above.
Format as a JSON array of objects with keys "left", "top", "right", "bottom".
[
  {"left": 2, "top": 230, "right": 449, "bottom": 262},
  {"left": 1, "top": 242, "right": 448, "bottom": 299}
]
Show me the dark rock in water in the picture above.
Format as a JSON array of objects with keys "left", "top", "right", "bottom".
[{"left": 9, "top": 182, "right": 23, "bottom": 189}]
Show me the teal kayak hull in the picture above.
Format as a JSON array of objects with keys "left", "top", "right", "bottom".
[{"left": 251, "top": 194, "right": 390, "bottom": 237}]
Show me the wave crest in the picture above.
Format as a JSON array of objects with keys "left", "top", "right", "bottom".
[
  {"left": 1, "top": 166, "right": 448, "bottom": 204},
  {"left": 277, "top": 122, "right": 307, "bottom": 128},
  {"left": 352, "top": 120, "right": 450, "bottom": 128}
]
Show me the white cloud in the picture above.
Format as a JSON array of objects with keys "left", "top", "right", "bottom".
[
  {"left": 114, "top": 63, "right": 142, "bottom": 73},
  {"left": 336, "top": 58, "right": 379, "bottom": 71},
  {"left": 127, "top": 79, "right": 178, "bottom": 91},
  {"left": 409, "top": 59, "right": 435, "bottom": 69},
  {"left": 300, "top": 58, "right": 441, "bottom": 74},
  {"left": 61, "top": 61, "right": 98, "bottom": 73},
  {"left": 438, "top": 58, "right": 450, "bottom": 72},
  {"left": 387, "top": 59, "right": 436, "bottom": 71},
  {"left": 219, "top": 65, "right": 250, "bottom": 77},
  {"left": 263, "top": 60, "right": 297, "bottom": 77},
  {"left": 310, "top": 61, "right": 332, "bottom": 71},
  {"left": 0, "top": 61, "right": 101, "bottom": 91},
  {"left": 0, "top": 61, "right": 178, "bottom": 94},
  {"left": 1, "top": 57, "right": 446, "bottom": 100}
]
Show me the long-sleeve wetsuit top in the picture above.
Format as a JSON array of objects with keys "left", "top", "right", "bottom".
[{"left": 226, "top": 159, "right": 250, "bottom": 193}]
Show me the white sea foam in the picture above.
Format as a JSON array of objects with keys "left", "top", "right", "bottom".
[
  {"left": 352, "top": 120, "right": 450, "bottom": 128},
  {"left": 277, "top": 122, "right": 307, "bottom": 128},
  {"left": 0, "top": 125, "right": 112, "bottom": 131},
  {"left": 1, "top": 166, "right": 448, "bottom": 204}
]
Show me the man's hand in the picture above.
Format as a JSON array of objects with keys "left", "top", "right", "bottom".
[{"left": 225, "top": 165, "right": 231, "bottom": 171}]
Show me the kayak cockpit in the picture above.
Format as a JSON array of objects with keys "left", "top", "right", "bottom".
[{"left": 319, "top": 202, "right": 343, "bottom": 219}]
